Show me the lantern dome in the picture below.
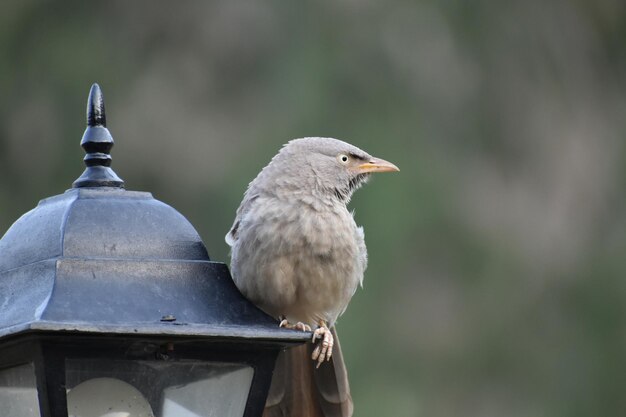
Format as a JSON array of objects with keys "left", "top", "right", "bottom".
[{"left": 0, "top": 187, "right": 210, "bottom": 273}]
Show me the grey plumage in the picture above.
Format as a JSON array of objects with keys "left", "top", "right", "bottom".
[{"left": 226, "top": 137, "right": 398, "bottom": 417}]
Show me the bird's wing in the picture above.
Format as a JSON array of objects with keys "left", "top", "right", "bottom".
[
  {"left": 263, "top": 327, "right": 353, "bottom": 417},
  {"left": 225, "top": 193, "right": 259, "bottom": 246},
  {"left": 225, "top": 220, "right": 239, "bottom": 246},
  {"left": 355, "top": 226, "right": 367, "bottom": 287}
]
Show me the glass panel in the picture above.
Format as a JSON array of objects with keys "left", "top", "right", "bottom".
[
  {"left": 161, "top": 366, "right": 254, "bottom": 417},
  {"left": 0, "top": 363, "right": 40, "bottom": 417},
  {"left": 66, "top": 359, "right": 254, "bottom": 417}
]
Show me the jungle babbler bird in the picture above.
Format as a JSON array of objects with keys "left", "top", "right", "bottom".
[{"left": 226, "top": 137, "right": 399, "bottom": 417}]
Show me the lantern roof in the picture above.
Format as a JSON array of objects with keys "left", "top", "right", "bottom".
[{"left": 0, "top": 84, "right": 307, "bottom": 346}]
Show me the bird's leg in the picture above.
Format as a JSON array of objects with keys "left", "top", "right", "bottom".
[
  {"left": 278, "top": 316, "right": 311, "bottom": 332},
  {"left": 311, "top": 320, "right": 334, "bottom": 367}
]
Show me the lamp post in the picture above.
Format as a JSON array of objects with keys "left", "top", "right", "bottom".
[{"left": 0, "top": 84, "right": 308, "bottom": 417}]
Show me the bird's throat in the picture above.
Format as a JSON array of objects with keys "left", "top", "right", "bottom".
[{"left": 334, "top": 174, "right": 370, "bottom": 202}]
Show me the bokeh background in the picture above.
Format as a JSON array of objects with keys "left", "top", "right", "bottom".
[{"left": 1, "top": 1, "right": 625, "bottom": 416}]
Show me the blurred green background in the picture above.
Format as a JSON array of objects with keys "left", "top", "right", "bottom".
[{"left": 1, "top": 1, "right": 625, "bottom": 416}]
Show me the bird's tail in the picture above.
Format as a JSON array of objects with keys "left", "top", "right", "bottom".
[{"left": 263, "top": 327, "right": 353, "bottom": 417}]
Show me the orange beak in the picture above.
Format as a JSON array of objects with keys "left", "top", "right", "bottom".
[{"left": 354, "top": 157, "right": 400, "bottom": 174}]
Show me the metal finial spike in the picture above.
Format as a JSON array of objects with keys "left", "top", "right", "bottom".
[
  {"left": 87, "top": 83, "right": 106, "bottom": 127},
  {"left": 73, "top": 83, "right": 124, "bottom": 188}
]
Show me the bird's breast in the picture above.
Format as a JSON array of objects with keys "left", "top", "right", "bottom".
[{"left": 231, "top": 197, "right": 364, "bottom": 326}]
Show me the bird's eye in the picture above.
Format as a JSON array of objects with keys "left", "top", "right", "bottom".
[{"left": 338, "top": 154, "right": 349, "bottom": 164}]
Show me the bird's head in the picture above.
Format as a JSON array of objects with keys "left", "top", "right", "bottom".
[{"left": 269, "top": 137, "right": 399, "bottom": 203}]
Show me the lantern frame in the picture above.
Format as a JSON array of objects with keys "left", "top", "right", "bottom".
[{"left": 0, "top": 83, "right": 309, "bottom": 417}]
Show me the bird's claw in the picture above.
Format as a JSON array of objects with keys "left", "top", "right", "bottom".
[
  {"left": 311, "top": 324, "right": 333, "bottom": 368},
  {"left": 279, "top": 319, "right": 311, "bottom": 332}
]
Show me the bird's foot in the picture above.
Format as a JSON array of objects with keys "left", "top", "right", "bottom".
[
  {"left": 311, "top": 320, "right": 333, "bottom": 368},
  {"left": 279, "top": 318, "right": 311, "bottom": 332}
]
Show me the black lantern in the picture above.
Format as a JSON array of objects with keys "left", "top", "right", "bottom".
[{"left": 0, "top": 84, "right": 308, "bottom": 417}]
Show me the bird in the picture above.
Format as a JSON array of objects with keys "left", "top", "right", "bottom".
[{"left": 226, "top": 137, "right": 399, "bottom": 417}]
